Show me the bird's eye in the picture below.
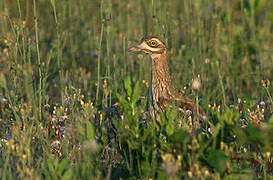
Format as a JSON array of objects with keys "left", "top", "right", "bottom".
[{"left": 148, "top": 40, "right": 158, "bottom": 47}]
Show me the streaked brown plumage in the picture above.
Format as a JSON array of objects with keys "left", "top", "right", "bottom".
[{"left": 128, "top": 36, "right": 206, "bottom": 123}]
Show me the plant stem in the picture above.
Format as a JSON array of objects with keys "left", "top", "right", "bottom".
[
  {"left": 96, "top": 23, "right": 104, "bottom": 104},
  {"left": 216, "top": 61, "right": 226, "bottom": 107},
  {"left": 51, "top": 0, "right": 63, "bottom": 104},
  {"left": 33, "top": 0, "right": 42, "bottom": 121}
]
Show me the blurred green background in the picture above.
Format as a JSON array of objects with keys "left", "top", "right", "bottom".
[{"left": 0, "top": 0, "right": 272, "bottom": 179}]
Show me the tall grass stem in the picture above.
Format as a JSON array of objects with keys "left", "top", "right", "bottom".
[
  {"left": 96, "top": 23, "right": 104, "bottom": 104},
  {"left": 33, "top": 0, "right": 42, "bottom": 121}
]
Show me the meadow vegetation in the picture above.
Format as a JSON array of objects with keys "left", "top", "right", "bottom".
[{"left": 0, "top": 0, "right": 272, "bottom": 179}]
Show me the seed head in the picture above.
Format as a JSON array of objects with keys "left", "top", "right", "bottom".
[{"left": 192, "top": 76, "right": 201, "bottom": 90}]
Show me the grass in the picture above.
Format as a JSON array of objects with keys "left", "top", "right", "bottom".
[{"left": 0, "top": 0, "right": 272, "bottom": 179}]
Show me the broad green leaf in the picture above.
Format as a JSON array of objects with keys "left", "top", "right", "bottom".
[
  {"left": 132, "top": 80, "right": 140, "bottom": 105},
  {"left": 58, "top": 159, "right": 69, "bottom": 174},
  {"left": 116, "top": 93, "right": 130, "bottom": 111},
  {"left": 233, "top": 127, "right": 248, "bottom": 144},
  {"left": 166, "top": 106, "right": 179, "bottom": 122},
  {"left": 245, "top": 124, "right": 266, "bottom": 146},
  {"left": 77, "top": 124, "right": 85, "bottom": 138},
  {"left": 47, "top": 158, "right": 55, "bottom": 175},
  {"left": 141, "top": 127, "right": 152, "bottom": 142},
  {"left": 166, "top": 122, "right": 174, "bottom": 136},
  {"left": 86, "top": 120, "right": 95, "bottom": 139},
  {"left": 207, "top": 149, "right": 228, "bottom": 174},
  {"left": 169, "top": 129, "right": 191, "bottom": 145},
  {"left": 128, "top": 139, "right": 140, "bottom": 150},
  {"left": 61, "top": 169, "right": 73, "bottom": 180},
  {"left": 157, "top": 170, "right": 168, "bottom": 180},
  {"left": 124, "top": 76, "right": 132, "bottom": 96},
  {"left": 217, "top": 108, "right": 240, "bottom": 126}
]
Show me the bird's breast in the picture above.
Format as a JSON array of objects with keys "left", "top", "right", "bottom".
[{"left": 151, "top": 69, "right": 171, "bottom": 111}]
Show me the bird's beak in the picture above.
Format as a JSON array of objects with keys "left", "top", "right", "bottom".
[{"left": 128, "top": 45, "right": 142, "bottom": 52}]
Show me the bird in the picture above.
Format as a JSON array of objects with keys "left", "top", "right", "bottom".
[{"left": 128, "top": 36, "right": 207, "bottom": 130}]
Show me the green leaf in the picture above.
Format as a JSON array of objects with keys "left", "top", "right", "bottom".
[
  {"left": 169, "top": 129, "right": 191, "bottom": 145},
  {"left": 116, "top": 93, "right": 130, "bottom": 112},
  {"left": 124, "top": 76, "right": 132, "bottom": 96},
  {"left": 141, "top": 127, "right": 152, "bottom": 141},
  {"left": 157, "top": 170, "right": 168, "bottom": 180},
  {"left": 128, "top": 139, "right": 140, "bottom": 150},
  {"left": 77, "top": 124, "right": 85, "bottom": 138},
  {"left": 61, "top": 169, "right": 73, "bottom": 180},
  {"left": 0, "top": 73, "right": 7, "bottom": 89},
  {"left": 207, "top": 149, "right": 228, "bottom": 174},
  {"left": 166, "top": 122, "right": 174, "bottom": 136},
  {"left": 132, "top": 80, "right": 140, "bottom": 105},
  {"left": 166, "top": 106, "right": 179, "bottom": 122},
  {"left": 245, "top": 124, "right": 266, "bottom": 146},
  {"left": 233, "top": 127, "right": 248, "bottom": 144},
  {"left": 86, "top": 120, "right": 95, "bottom": 139},
  {"left": 47, "top": 158, "right": 55, "bottom": 175},
  {"left": 58, "top": 159, "right": 69, "bottom": 174},
  {"left": 217, "top": 108, "right": 240, "bottom": 126}
]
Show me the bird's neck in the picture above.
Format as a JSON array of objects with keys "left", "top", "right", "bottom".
[{"left": 150, "top": 50, "right": 172, "bottom": 106}]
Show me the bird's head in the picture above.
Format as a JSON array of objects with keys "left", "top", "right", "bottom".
[{"left": 128, "top": 36, "right": 166, "bottom": 57}]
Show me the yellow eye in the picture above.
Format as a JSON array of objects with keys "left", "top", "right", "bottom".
[{"left": 148, "top": 40, "right": 158, "bottom": 47}]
